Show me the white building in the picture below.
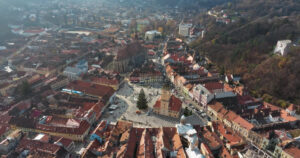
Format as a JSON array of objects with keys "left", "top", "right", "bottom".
[
  {"left": 176, "top": 116, "right": 204, "bottom": 158},
  {"left": 193, "top": 82, "right": 236, "bottom": 107},
  {"left": 179, "top": 22, "right": 193, "bottom": 37},
  {"left": 63, "top": 60, "right": 88, "bottom": 80},
  {"left": 274, "top": 40, "right": 292, "bottom": 56},
  {"left": 63, "top": 67, "right": 82, "bottom": 80},
  {"left": 145, "top": 30, "right": 161, "bottom": 41}
]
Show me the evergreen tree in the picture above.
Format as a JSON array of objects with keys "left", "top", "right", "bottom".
[
  {"left": 137, "top": 89, "right": 148, "bottom": 109},
  {"left": 18, "top": 81, "right": 32, "bottom": 97}
]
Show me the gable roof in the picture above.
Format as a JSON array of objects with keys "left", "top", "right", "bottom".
[{"left": 233, "top": 116, "right": 254, "bottom": 130}]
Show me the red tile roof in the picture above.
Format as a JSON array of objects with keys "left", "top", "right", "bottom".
[
  {"left": 153, "top": 98, "right": 161, "bottom": 109},
  {"left": 203, "top": 82, "right": 224, "bottom": 92},
  {"left": 220, "top": 147, "right": 233, "bottom": 158},
  {"left": 237, "top": 95, "right": 258, "bottom": 105},
  {"left": 0, "top": 125, "right": 10, "bottom": 137},
  {"left": 36, "top": 119, "right": 90, "bottom": 136},
  {"left": 224, "top": 111, "right": 238, "bottom": 122},
  {"left": 281, "top": 110, "right": 298, "bottom": 122},
  {"left": 117, "top": 42, "right": 145, "bottom": 60},
  {"left": 137, "top": 129, "right": 155, "bottom": 158},
  {"left": 233, "top": 116, "right": 254, "bottom": 130},
  {"left": 215, "top": 122, "right": 242, "bottom": 145},
  {"left": 55, "top": 137, "right": 73, "bottom": 148},
  {"left": 153, "top": 95, "right": 182, "bottom": 113},
  {"left": 208, "top": 101, "right": 224, "bottom": 112},
  {"left": 16, "top": 137, "right": 61, "bottom": 155},
  {"left": 68, "top": 80, "right": 115, "bottom": 99},
  {"left": 287, "top": 104, "right": 297, "bottom": 111},
  {"left": 90, "top": 76, "right": 119, "bottom": 85},
  {"left": 0, "top": 114, "right": 12, "bottom": 125},
  {"left": 169, "top": 95, "right": 182, "bottom": 112},
  {"left": 283, "top": 146, "right": 300, "bottom": 158},
  {"left": 84, "top": 121, "right": 187, "bottom": 158}
]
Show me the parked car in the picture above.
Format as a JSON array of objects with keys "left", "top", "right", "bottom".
[{"left": 207, "top": 116, "right": 211, "bottom": 121}]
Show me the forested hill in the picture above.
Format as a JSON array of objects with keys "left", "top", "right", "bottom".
[
  {"left": 191, "top": 0, "right": 300, "bottom": 106},
  {"left": 113, "top": 0, "right": 233, "bottom": 8}
]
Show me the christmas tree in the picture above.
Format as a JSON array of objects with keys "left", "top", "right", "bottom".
[{"left": 137, "top": 89, "right": 148, "bottom": 109}]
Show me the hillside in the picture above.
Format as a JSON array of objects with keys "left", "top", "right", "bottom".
[
  {"left": 191, "top": 0, "right": 300, "bottom": 106},
  {"left": 113, "top": 0, "right": 232, "bottom": 8}
]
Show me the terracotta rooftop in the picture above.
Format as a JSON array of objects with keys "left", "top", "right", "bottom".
[
  {"left": 16, "top": 137, "right": 61, "bottom": 155},
  {"left": 281, "top": 110, "right": 298, "bottom": 122},
  {"left": 233, "top": 116, "right": 254, "bottom": 130},
  {"left": 283, "top": 144, "right": 300, "bottom": 158},
  {"left": 117, "top": 42, "right": 145, "bottom": 60},
  {"left": 67, "top": 80, "right": 115, "bottom": 99},
  {"left": 203, "top": 82, "right": 224, "bottom": 92},
  {"left": 36, "top": 119, "right": 90, "bottom": 136},
  {"left": 153, "top": 95, "right": 182, "bottom": 113},
  {"left": 208, "top": 101, "right": 224, "bottom": 113},
  {"left": 0, "top": 125, "right": 10, "bottom": 137},
  {"left": 199, "top": 126, "right": 222, "bottom": 150},
  {"left": 287, "top": 104, "right": 297, "bottom": 111},
  {"left": 84, "top": 121, "right": 187, "bottom": 158},
  {"left": 237, "top": 95, "right": 259, "bottom": 105},
  {"left": 137, "top": 129, "right": 155, "bottom": 158},
  {"left": 224, "top": 111, "right": 239, "bottom": 122},
  {"left": 90, "top": 76, "right": 119, "bottom": 85},
  {"left": 215, "top": 122, "right": 242, "bottom": 146},
  {"left": 169, "top": 95, "right": 182, "bottom": 112}
]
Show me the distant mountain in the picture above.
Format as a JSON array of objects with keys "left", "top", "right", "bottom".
[{"left": 191, "top": 0, "right": 300, "bottom": 105}]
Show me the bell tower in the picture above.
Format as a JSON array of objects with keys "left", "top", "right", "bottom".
[{"left": 160, "top": 86, "right": 171, "bottom": 115}]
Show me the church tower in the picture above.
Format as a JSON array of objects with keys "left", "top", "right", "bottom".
[{"left": 160, "top": 85, "right": 171, "bottom": 116}]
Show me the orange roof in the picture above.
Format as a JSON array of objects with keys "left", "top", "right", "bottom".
[
  {"left": 264, "top": 102, "right": 281, "bottom": 111},
  {"left": 169, "top": 95, "right": 182, "bottom": 112},
  {"left": 218, "top": 107, "right": 229, "bottom": 118},
  {"left": 233, "top": 116, "right": 254, "bottom": 130},
  {"left": 137, "top": 129, "right": 155, "bottom": 158},
  {"left": 215, "top": 122, "right": 242, "bottom": 145},
  {"left": 281, "top": 110, "right": 298, "bottom": 122},
  {"left": 153, "top": 95, "right": 182, "bottom": 113},
  {"left": 224, "top": 111, "right": 238, "bottom": 122},
  {"left": 68, "top": 80, "right": 115, "bottom": 98},
  {"left": 185, "top": 84, "right": 193, "bottom": 90},
  {"left": 90, "top": 76, "right": 119, "bottom": 85},
  {"left": 0, "top": 125, "right": 10, "bottom": 136},
  {"left": 283, "top": 146, "right": 300, "bottom": 158},
  {"left": 84, "top": 121, "right": 189, "bottom": 158},
  {"left": 203, "top": 82, "right": 223, "bottom": 92},
  {"left": 153, "top": 98, "right": 161, "bottom": 109},
  {"left": 224, "top": 83, "right": 234, "bottom": 92},
  {"left": 16, "top": 138, "right": 61, "bottom": 155},
  {"left": 287, "top": 104, "right": 297, "bottom": 111},
  {"left": 208, "top": 101, "right": 224, "bottom": 112},
  {"left": 220, "top": 147, "right": 233, "bottom": 158},
  {"left": 201, "top": 127, "right": 222, "bottom": 149}
]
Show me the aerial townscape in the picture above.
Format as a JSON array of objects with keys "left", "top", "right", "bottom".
[{"left": 0, "top": 0, "right": 300, "bottom": 158}]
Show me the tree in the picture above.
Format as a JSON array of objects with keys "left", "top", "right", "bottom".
[
  {"left": 137, "top": 89, "right": 148, "bottom": 109},
  {"left": 219, "top": 66, "right": 225, "bottom": 75},
  {"left": 18, "top": 81, "right": 32, "bottom": 97},
  {"left": 183, "top": 107, "right": 192, "bottom": 117}
]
